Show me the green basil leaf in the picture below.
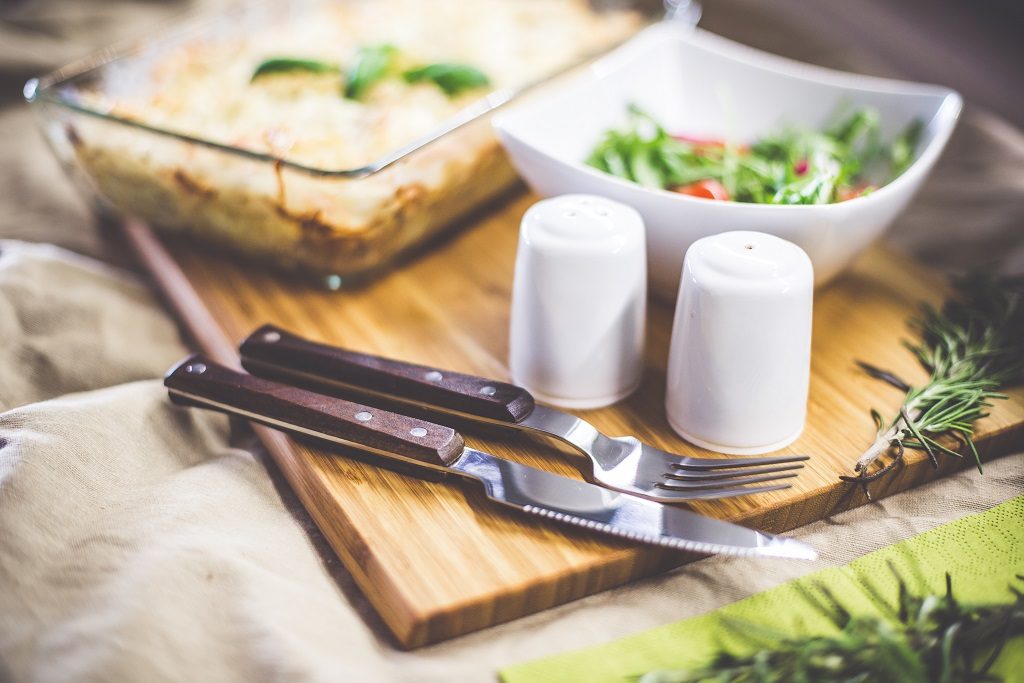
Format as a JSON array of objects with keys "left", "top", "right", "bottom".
[
  {"left": 344, "top": 44, "right": 398, "bottom": 100},
  {"left": 402, "top": 63, "right": 490, "bottom": 97},
  {"left": 251, "top": 57, "right": 339, "bottom": 82}
]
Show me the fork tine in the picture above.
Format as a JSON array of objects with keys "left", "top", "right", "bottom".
[
  {"left": 672, "top": 454, "right": 810, "bottom": 470},
  {"left": 661, "top": 463, "right": 804, "bottom": 481},
  {"left": 660, "top": 471, "right": 799, "bottom": 490},
  {"left": 650, "top": 482, "right": 793, "bottom": 501}
]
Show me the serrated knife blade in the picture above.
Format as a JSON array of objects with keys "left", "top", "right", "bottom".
[{"left": 452, "top": 449, "right": 815, "bottom": 559}]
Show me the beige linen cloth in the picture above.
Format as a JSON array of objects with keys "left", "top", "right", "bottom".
[{"left": 1, "top": 1, "right": 1022, "bottom": 682}]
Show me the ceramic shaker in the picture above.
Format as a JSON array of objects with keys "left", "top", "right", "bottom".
[
  {"left": 509, "top": 194, "right": 646, "bottom": 409},
  {"left": 665, "top": 230, "right": 813, "bottom": 454}
]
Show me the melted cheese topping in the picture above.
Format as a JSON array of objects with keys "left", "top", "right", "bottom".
[{"left": 92, "top": 0, "right": 641, "bottom": 170}]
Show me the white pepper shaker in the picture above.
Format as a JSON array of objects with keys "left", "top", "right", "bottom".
[
  {"left": 509, "top": 194, "right": 646, "bottom": 409},
  {"left": 665, "top": 231, "right": 813, "bottom": 454}
]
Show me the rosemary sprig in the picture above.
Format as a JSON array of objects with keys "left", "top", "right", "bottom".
[
  {"left": 638, "top": 570, "right": 1024, "bottom": 683},
  {"left": 843, "top": 275, "right": 1024, "bottom": 496}
]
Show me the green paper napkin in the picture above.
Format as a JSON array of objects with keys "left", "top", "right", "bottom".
[{"left": 501, "top": 495, "right": 1024, "bottom": 683}]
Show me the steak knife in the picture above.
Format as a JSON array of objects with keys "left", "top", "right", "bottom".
[{"left": 164, "top": 355, "right": 815, "bottom": 560}]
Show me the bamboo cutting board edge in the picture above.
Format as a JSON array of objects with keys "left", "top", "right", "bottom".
[{"left": 121, "top": 214, "right": 1024, "bottom": 649}]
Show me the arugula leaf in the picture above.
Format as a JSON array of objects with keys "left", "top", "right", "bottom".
[
  {"left": 890, "top": 119, "right": 924, "bottom": 178},
  {"left": 630, "top": 148, "right": 664, "bottom": 188},
  {"left": 402, "top": 63, "right": 490, "bottom": 97},
  {"left": 771, "top": 163, "right": 841, "bottom": 205},
  {"left": 251, "top": 57, "right": 339, "bottom": 82},
  {"left": 828, "top": 107, "right": 880, "bottom": 148},
  {"left": 344, "top": 44, "right": 398, "bottom": 100}
]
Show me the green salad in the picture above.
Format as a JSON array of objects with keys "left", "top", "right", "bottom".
[{"left": 586, "top": 105, "right": 923, "bottom": 204}]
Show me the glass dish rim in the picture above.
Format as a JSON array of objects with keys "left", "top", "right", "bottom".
[{"left": 23, "top": 0, "right": 667, "bottom": 179}]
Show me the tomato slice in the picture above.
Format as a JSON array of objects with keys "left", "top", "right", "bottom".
[
  {"left": 672, "top": 135, "right": 749, "bottom": 156},
  {"left": 671, "top": 179, "right": 731, "bottom": 201},
  {"left": 838, "top": 184, "right": 876, "bottom": 202},
  {"left": 672, "top": 134, "right": 727, "bottom": 147}
]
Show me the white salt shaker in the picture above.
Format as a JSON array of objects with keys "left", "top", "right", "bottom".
[
  {"left": 665, "top": 231, "right": 813, "bottom": 454},
  {"left": 509, "top": 194, "right": 646, "bottom": 409}
]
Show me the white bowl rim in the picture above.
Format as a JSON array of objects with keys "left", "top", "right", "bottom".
[{"left": 492, "top": 22, "right": 963, "bottom": 212}]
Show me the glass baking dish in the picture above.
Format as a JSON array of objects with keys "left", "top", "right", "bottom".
[{"left": 25, "top": 0, "right": 682, "bottom": 287}]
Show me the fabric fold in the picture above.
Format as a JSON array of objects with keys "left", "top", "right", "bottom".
[{"left": 0, "top": 241, "right": 184, "bottom": 410}]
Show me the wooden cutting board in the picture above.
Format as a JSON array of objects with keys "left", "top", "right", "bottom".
[{"left": 120, "top": 192, "right": 1024, "bottom": 648}]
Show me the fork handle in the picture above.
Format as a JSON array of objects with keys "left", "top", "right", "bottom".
[
  {"left": 239, "top": 324, "right": 536, "bottom": 424},
  {"left": 164, "top": 354, "right": 465, "bottom": 469}
]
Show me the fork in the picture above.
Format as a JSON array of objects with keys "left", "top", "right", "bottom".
[{"left": 239, "top": 325, "right": 808, "bottom": 503}]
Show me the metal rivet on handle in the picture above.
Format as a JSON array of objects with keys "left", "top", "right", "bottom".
[
  {"left": 410, "top": 427, "right": 428, "bottom": 437},
  {"left": 425, "top": 371, "right": 443, "bottom": 382},
  {"left": 262, "top": 331, "right": 281, "bottom": 343},
  {"left": 185, "top": 363, "right": 207, "bottom": 375},
  {"left": 479, "top": 385, "right": 496, "bottom": 396},
  {"left": 354, "top": 411, "right": 372, "bottom": 422}
]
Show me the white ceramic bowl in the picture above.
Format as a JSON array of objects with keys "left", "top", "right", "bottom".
[{"left": 492, "top": 23, "right": 962, "bottom": 298}]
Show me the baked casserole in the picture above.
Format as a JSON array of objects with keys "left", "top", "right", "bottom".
[{"left": 38, "top": 0, "right": 643, "bottom": 283}]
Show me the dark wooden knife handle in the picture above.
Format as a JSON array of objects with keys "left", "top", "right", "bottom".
[
  {"left": 164, "top": 354, "right": 465, "bottom": 469},
  {"left": 239, "top": 324, "right": 536, "bottom": 424}
]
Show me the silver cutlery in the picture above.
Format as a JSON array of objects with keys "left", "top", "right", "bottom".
[
  {"left": 164, "top": 355, "right": 816, "bottom": 560},
  {"left": 238, "top": 325, "right": 809, "bottom": 503}
]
